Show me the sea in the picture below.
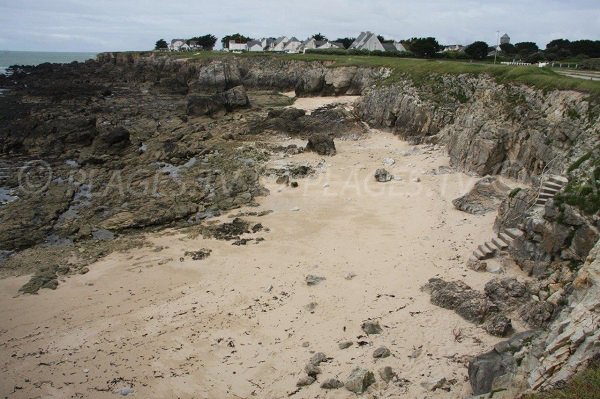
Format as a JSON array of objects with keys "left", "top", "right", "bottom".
[{"left": 0, "top": 51, "right": 98, "bottom": 76}]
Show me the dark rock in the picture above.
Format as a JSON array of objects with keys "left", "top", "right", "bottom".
[
  {"left": 101, "top": 127, "right": 130, "bottom": 147},
  {"left": 275, "top": 175, "right": 290, "bottom": 185},
  {"left": 484, "top": 314, "right": 512, "bottom": 337},
  {"left": 305, "top": 133, "right": 336, "bottom": 156},
  {"left": 321, "top": 378, "right": 344, "bottom": 389},
  {"left": 184, "top": 248, "right": 212, "bottom": 260},
  {"left": 484, "top": 278, "right": 529, "bottom": 310},
  {"left": 252, "top": 223, "right": 263, "bottom": 233},
  {"left": 452, "top": 176, "right": 510, "bottom": 215},
  {"left": 92, "top": 228, "right": 115, "bottom": 241},
  {"left": 424, "top": 278, "right": 496, "bottom": 324},
  {"left": 468, "top": 349, "right": 516, "bottom": 395},
  {"left": 374, "top": 168, "right": 393, "bottom": 182},
  {"left": 361, "top": 321, "right": 383, "bottom": 334},
  {"left": 290, "top": 181, "right": 299, "bottom": 188},
  {"left": 345, "top": 368, "right": 375, "bottom": 394},
  {"left": 304, "top": 363, "right": 322, "bottom": 377},
  {"left": 373, "top": 346, "right": 391, "bottom": 358},
  {"left": 518, "top": 301, "right": 554, "bottom": 327},
  {"left": 186, "top": 94, "right": 226, "bottom": 117},
  {"left": 378, "top": 366, "right": 396, "bottom": 383},
  {"left": 338, "top": 341, "right": 353, "bottom": 350},
  {"left": 305, "top": 275, "right": 326, "bottom": 286},
  {"left": 296, "top": 376, "right": 315, "bottom": 387},
  {"left": 309, "top": 352, "right": 328, "bottom": 366},
  {"left": 494, "top": 188, "right": 537, "bottom": 232},
  {"left": 202, "top": 218, "right": 250, "bottom": 241},
  {"left": 571, "top": 224, "right": 599, "bottom": 260}
]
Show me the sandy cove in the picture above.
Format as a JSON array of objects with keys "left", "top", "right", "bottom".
[{"left": 0, "top": 98, "right": 528, "bottom": 399}]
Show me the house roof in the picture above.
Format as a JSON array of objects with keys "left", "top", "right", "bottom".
[
  {"left": 329, "top": 42, "right": 344, "bottom": 48},
  {"left": 273, "top": 36, "right": 289, "bottom": 46},
  {"left": 501, "top": 33, "right": 510, "bottom": 38},
  {"left": 382, "top": 42, "right": 397, "bottom": 52},
  {"left": 350, "top": 31, "right": 381, "bottom": 50},
  {"left": 247, "top": 40, "right": 262, "bottom": 47},
  {"left": 171, "top": 39, "right": 185, "bottom": 44}
]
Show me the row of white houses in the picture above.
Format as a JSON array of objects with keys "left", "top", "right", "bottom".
[
  {"left": 167, "top": 31, "right": 495, "bottom": 54},
  {"left": 227, "top": 37, "right": 345, "bottom": 53}
]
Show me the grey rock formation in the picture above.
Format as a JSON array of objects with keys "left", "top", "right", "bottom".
[
  {"left": 452, "top": 176, "right": 510, "bottom": 215},
  {"left": 424, "top": 278, "right": 496, "bottom": 324},
  {"left": 373, "top": 346, "right": 391, "bottom": 358},
  {"left": 305, "top": 133, "right": 336, "bottom": 156},
  {"left": 374, "top": 168, "right": 393, "bottom": 182},
  {"left": 361, "top": 321, "right": 383, "bottom": 334},
  {"left": 309, "top": 352, "right": 328, "bottom": 366},
  {"left": 344, "top": 368, "right": 375, "bottom": 394},
  {"left": 378, "top": 366, "right": 396, "bottom": 383},
  {"left": 296, "top": 376, "right": 315, "bottom": 387},
  {"left": 320, "top": 378, "right": 344, "bottom": 389}
]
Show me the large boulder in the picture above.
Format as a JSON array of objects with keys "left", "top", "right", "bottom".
[
  {"left": 345, "top": 368, "right": 375, "bottom": 394},
  {"left": 452, "top": 176, "right": 511, "bottom": 215},
  {"left": 424, "top": 278, "right": 497, "bottom": 324},
  {"left": 305, "top": 133, "right": 336, "bottom": 156}
]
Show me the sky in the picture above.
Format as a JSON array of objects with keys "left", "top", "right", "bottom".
[{"left": 0, "top": 0, "right": 598, "bottom": 52}]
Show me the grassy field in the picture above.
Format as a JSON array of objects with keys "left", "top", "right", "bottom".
[{"left": 157, "top": 51, "right": 600, "bottom": 97}]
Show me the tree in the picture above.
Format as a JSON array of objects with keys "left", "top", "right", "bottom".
[
  {"left": 155, "top": 39, "right": 168, "bottom": 50},
  {"left": 464, "top": 41, "right": 489, "bottom": 60},
  {"left": 546, "top": 39, "right": 571, "bottom": 52},
  {"left": 499, "top": 43, "right": 516, "bottom": 55},
  {"left": 514, "top": 42, "right": 539, "bottom": 57},
  {"left": 188, "top": 34, "right": 217, "bottom": 50},
  {"left": 406, "top": 37, "right": 441, "bottom": 58},
  {"left": 312, "top": 33, "right": 327, "bottom": 41},
  {"left": 221, "top": 33, "right": 253, "bottom": 49},
  {"left": 569, "top": 40, "right": 600, "bottom": 58},
  {"left": 336, "top": 37, "right": 355, "bottom": 49}
]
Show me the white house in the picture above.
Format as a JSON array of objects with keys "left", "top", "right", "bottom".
[
  {"left": 247, "top": 40, "right": 264, "bottom": 52},
  {"left": 300, "top": 38, "right": 322, "bottom": 52},
  {"left": 271, "top": 36, "right": 289, "bottom": 52},
  {"left": 442, "top": 44, "right": 465, "bottom": 52},
  {"left": 261, "top": 38, "right": 276, "bottom": 51},
  {"left": 317, "top": 41, "right": 344, "bottom": 50},
  {"left": 349, "top": 32, "right": 385, "bottom": 52},
  {"left": 169, "top": 39, "right": 187, "bottom": 51},
  {"left": 229, "top": 40, "right": 248, "bottom": 52},
  {"left": 283, "top": 37, "right": 302, "bottom": 53}
]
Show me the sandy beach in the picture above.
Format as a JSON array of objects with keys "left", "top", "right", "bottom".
[{"left": 0, "top": 97, "right": 528, "bottom": 399}]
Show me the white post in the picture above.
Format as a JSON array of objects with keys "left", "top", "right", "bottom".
[{"left": 494, "top": 30, "right": 500, "bottom": 64}]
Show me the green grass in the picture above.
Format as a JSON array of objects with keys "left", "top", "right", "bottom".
[{"left": 149, "top": 51, "right": 600, "bottom": 98}]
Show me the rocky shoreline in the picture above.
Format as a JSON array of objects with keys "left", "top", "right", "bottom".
[{"left": 0, "top": 53, "right": 598, "bottom": 397}]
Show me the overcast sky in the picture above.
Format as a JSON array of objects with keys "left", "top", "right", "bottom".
[{"left": 0, "top": 0, "right": 598, "bottom": 52}]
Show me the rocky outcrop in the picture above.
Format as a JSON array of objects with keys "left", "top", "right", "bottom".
[
  {"left": 468, "top": 241, "right": 600, "bottom": 395},
  {"left": 305, "top": 133, "right": 336, "bottom": 156},
  {"left": 355, "top": 75, "right": 598, "bottom": 182},
  {"left": 452, "top": 176, "right": 511, "bottom": 215}
]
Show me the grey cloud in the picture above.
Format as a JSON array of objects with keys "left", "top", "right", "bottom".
[{"left": 0, "top": 0, "right": 598, "bottom": 52}]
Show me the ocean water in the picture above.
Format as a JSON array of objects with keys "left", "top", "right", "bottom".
[{"left": 0, "top": 51, "right": 98, "bottom": 75}]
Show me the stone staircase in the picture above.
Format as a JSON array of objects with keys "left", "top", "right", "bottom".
[
  {"left": 535, "top": 175, "right": 569, "bottom": 207},
  {"left": 470, "top": 174, "right": 569, "bottom": 263},
  {"left": 471, "top": 228, "right": 524, "bottom": 261}
]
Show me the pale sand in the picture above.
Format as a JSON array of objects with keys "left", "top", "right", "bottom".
[
  {"left": 0, "top": 100, "right": 528, "bottom": 398},
  {"left": 284, "top": 93, "right": 360, "bottom": 114}
]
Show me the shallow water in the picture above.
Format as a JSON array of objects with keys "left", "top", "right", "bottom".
[{"left": 0, "top": 51, "right": 97, "bottom": 72}]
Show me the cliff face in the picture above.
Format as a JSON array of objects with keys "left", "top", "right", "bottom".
[
  {"left": 356, "top": 75, "right": 599, "bottom": 181},
  {"left": 96, "top": 53, "right": 599, "bottom": 182}
]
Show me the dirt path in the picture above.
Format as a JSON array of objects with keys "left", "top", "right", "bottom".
[{"left": 0, "top": 110, "right": 527, "bottom": 398}]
